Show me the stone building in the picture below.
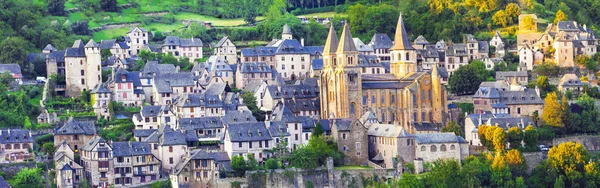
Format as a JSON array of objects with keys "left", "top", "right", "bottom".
[
  {"left": 100, "top": 40, "right": 130, "bottom": 59},
  {"left": 444, "top": 43, "right": 469, "bottom": 76},
  {"left": 81, "top": 136, "right": 114, "bottom": 187},
  {"left": 320, "top": 15, "right": 448, "bottom": 132},
  {"left": 162, "top": 36, "right": 203, "bottom": 62},
  {"left": 152, "top": 72, "right": 196, "bottom": 105},
  {"left": 465, "top": 113, "right": 535, "bottom": 146},
  {"left": 91, "top": 83, "right": 113, "bottom": 120},
  {"left": 0, "top": 64, "right": 23, "bottom": 85},
  {"left": 223, "top": 122, "right": 273, "bottom": 162},
  {"left": 54, "top": 118, "right": 97, "bottom": 152},
  {"left": 178, "top": 116, "right": 225, "bottom": 146},
  {"left": 170, "top": 150, "right": 231, "bottom": 188},
  {"left": 406, "top": 133, "right": 469, "bottom": 163},
  {"left": 495, "top": 71, "right": 528, "bottom": 85},
  {"left": 558, "top": 73, "right": 588, "bottom": 96},
  {"left": 206, "top": 56, "right": 234, "bottom": 86},
  {"left": 64, "top": 40, "right": 103, "bottom": 96},
  {"left": 354, "top": 38, "right": 374, "bottom": 55},
  {"left": 214, "top": 36, "right": 237, "bottom": 64},
  {"left": 240, "top": 47, "right": 277, "bottom": 68},
  {"left": 235, "top": 62, "right": 274, "bottom": 89},
  {"left": 55, "top": 141, "right": 84, "bottom": 188},
  {"left": 0, "top": 129, "right": 33, "bottom": 161},
  {"left": 261, "top": 83, "right": 319, "bottom": 112},
  {"left": 369, "top": 33, "right": 393, "bottom": 61},
  {"left": 473, "top": 85, "right": 543, "bottom": 117},
  {"left": 330, "top": 118, "right": 368, "bottom": 165},
  {"left": 127, "top": 27, "right": 149, "bottom": 55},
  {"left": 132, "top": 105, "right": 176, "bottom": 130},
  {"left": 156, "top": 127, "right": 188, "bottom": 172},
  {"left": 139, "top": 61, "right": 177, "bottom": 104},
  {"left": 268, "top": 104, "right": 315, "bottom": 150},
  {"left": 172, "top": 93, "right": 226, "bottom": 118},
  {"left": 111, "top": 142, "right": 162, "bottom": 187}
]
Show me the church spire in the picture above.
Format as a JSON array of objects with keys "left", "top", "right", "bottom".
[
  {"left": 323, "top": 25, "right": 339, "bottom": 55},
  {"left": 336, "top": 22, "right": 357, "bottom": 53},
  {"left": 391, "top": 13, "right": 414, "bottom": 51}
]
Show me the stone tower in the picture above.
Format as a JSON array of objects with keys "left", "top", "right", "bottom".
[
  {"left": 282, "top": 24, "right": 293, "bottom": 40},
  {"left": 320, "top": 25, "right": 339, "bottom": 119},
  {"left": 84, "top": 39, "right": 102, "bottom": 91},
  {"left": 390, "top": 13, "right": 417, "bottom": 79},
  {"left": 320, "top": 23, "right": 362, "bottom": 119}
]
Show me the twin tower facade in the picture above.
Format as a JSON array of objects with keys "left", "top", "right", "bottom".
[{"left": 319, "top": 14, "right": 448, "bottom": 131}]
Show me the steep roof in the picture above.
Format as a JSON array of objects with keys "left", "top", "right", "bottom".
[
  {"left": 369, "top": 33, "right": 393, "bottom": 49},
  {"left": 56, "top": 118, "right": 96, "bottom": 135},
  {"left": 336, "top": 22, "right": 357, "bottom": 52},
  {"left": 0, "top": 129, "right": 32, "bottom": 144},
  {"left": 112, "top": 142, "right": 154, "bottom": 157},
  {"left": 227, "top": 123, "right": 272, "bottom": 142},
  {"left": 414, "top": 35, "right": 429, "bottom": 45},
  {"left": 85, "top": 39, "right": 99, "bottom": 48},
  {"left": 275, "top": 39, "right": 310, "bottom": 54},
  {"left": 414, "top": 133, "right": 467, "bottom": 144},
  {"left": 0, "top": 64, "right": 22, "bottom": 75},
  {"left": 140, "top": 61, "right": 177, "bottom": 78},
  {"left": 391, "top": 13, "right": 414, "bottom": 50},
  {"left": 44, "top": 44, "right": 57, "bottom": 51},
  {"left": 323, "top": 25, "right": 339, "bottom": 54},
  {"left": 160, "top": 128, "right": 187, "bottom": 146},
  {"left": 282, "top": 24, "right": 292, "bottom": 34}
]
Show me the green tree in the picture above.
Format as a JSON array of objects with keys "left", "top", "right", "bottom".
[
  {"left": 442, "top": 121, "right": 463, "bottom": 137},
  {"left": 449, "top": 65, "right": 484, "bottom": 95},
  {"left": 231, "top": 155, "right": 247, "bottom": 177},
  {"left": 423, "top": 160, "right": 463, "bottom": 188},
  {"left": 11, "top": 168, "right": 43, "bottom": 188},
  {"left": 47, "top": 0, "right": 66, "bottom": 16},
  {"left": 23, "top": 116, "right": 33, "bottom": 129},
  {"left": 42, "top": 142, "right": 56, "bottom": 155},
  {"left": 507, "top": 127, "right": 523, "bottom": 149},
  {"left": 523, "top": 125, "right": 538, "bottom": 147},
  {"left": 493, "top": 10, "right": 509, "bottom": 27},
  {"left": 554, "top": 175, "right": 565, "bottom": 188},
  {"left": 0, "top": 37, "right": 31, "bottom": 73},
  {"left": 265, "top": 158, "right": 280, "bottom": 169},
  {"left": 241, "top": 91, "right": 265, "bottom": 121},
  {"left": 100, "top": 0, "right": 118, "bottom": 12},
  {"left": 313, "top": 122, "right": 324, "bottom": 137},
  {"left": 397, "top": 173, "right": 424, "bottom": 188},
  {"left": 554, "top": 10, "right": 567, "bottom": 24},
  {"left": 246, "top": 153, "right": 259, "bottom": 170}
]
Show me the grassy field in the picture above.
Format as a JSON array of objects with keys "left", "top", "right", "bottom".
[
  {"left": 334, "top": 165, "right": 373, "bottom": 170},
  {"left": 298, "top": 11, "right": 347, "bottom": 18},
  {"left": 173, "top": 12, "right": 265, "bottom": 27}
]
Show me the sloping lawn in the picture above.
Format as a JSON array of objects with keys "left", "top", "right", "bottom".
[
  {"left": 334, "top": 165, "right": 373, "bottom": 170},
  {"left": 173, "top": 12, "right": 264, "bottom": 27},
  {"left": 298, "top": 11, "right": 347, "bottom": 18}
]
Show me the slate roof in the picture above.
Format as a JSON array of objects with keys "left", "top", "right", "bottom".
[
  {"left": 0, "top": 64, "right": 22, "bottom": 75},
  {"left": 223, "top": 110, "right": 257, "bottom": 124},
  {"left": 91, "top": 83, "right": 111, "bottom": 94},
  {"left": 215, "top": 36, "right": 231, "bottom": 48},
  {"left": 312, "top": 59, "right": 323, "bottom": 70},
  {"left": 487, "top": 116, "right": 536, "bottom": 130},
  {"left": 44, "top": 44, "right": 57, "bottom": 51},
  {"left": 490, "top": 103, "right": 508, "bottom": 108},
  {"left": 446, "top": 43, "right": 468, "bottom": 56},
  {"left": 160, "top": 128, "right": 187, "bottom": 146},
  {"left": 172, "top": 150, "right": 232, "bottom": 175},
  {"left": 140, "top": 61, "right": 177, "bottom": 78},
  {"left": 141, "top": 106, "right": 164, "bottom": 117},
  {"left": 127, "top": 27, "right": 148, "bottom": 33},
  {"left": 495, "top": 71, "right": 528, "bottom": 79},
  {"left": 557, "top": 21, "right": 579, "bottom": 31},
  {"left": 414, "top": 133, "right": 467, "bottom": 144},
  {"left": 282, "top": 24, "right": 292, "bottom": 34},
  {"left": 412, "top": 122, "right": 439, "bottom": 132},
  {"left": 275, "top": 39, "right": 310, "bottom": 54},
  {"left": 175, "top": 93, "right": 223, "bottom": 108},
  {"left": 304, "top": 46, "right": 324, "bottom": 56},
  {"left": 369, "top": 33, "right": 393, "bottom": 49},
  {"left": 283, "top": 99, "right": 320, "bottom": 113},
  {"left": 227, "top": 123, "right": 272, "bottom": 142},
  {"left": 357, "top": 55, "right": 383, "bottom": 68},
  {"left": 56, "top": 118, "right": 96, "bottom": 135},
  {"left": 478, "top": 41, "right": 489, "bottom": 53},
  {"left": 133, "top": 129, "right": 157, "bottom": 138},
  {"left": 498, "top": 89, "right": 543, "bottom": 105},
  {"left": 81, "top": 136, "right": 108, "bottom": 151},
  {"left": 367, "top": 123, "right": 403, "bottom": 138},
  {"left": 48, "top": 50, "right": 66, "bottom": 63},
  {"left": 266, "top": 84, "right": 318, "bottom": 99},
  {"left": 164, "top": 36, "right": 203, "bottom": 47},
  {"left": 179, "top": 117, "right": 224, "bottom": 130},
  {"left": 473, "top": 87, "right": 501, "bottom": 98},
  {"left": 113, "top": 68, "right": 142, "bottom": 86},
  {"left": 319, "top": 119, "right": 331, "bottom": 132},
  {"left": 559, "top": 73, "right": 584, "bottom": 87},
  {"left": 0, "top": 129, "right": 32, "bottom": 144},
  {"left": 238, "top": 62, "right": 272, "bottom": 73},
  {"left": 417, "top": 46, "right": 439, "bottom": 58},
  {"left": 154, "top": 72, "right": 196, "bottom": 93},
  {"left": 268, "top": 122, "right": 290, "bottom": 137},
  {"left": 362, "top": 81, "right": 412, "bottom": 89},
  {"left": 112, "top": 142, "right": 153, "bottom": 157},
  {"left": 207, "top": 56, "right": 233, "bottom": 72},
  {"left": 240, "top": 47, "right": 277, "bottom": 57},
  {"left": 354, "top": 38, "right": 373, "bottom": 52},
  {"left": 85, "top": 39, "right": 99, "bottom": 48},
  {"left": 100, "top": 39, "right": 129, "bottom": 50},
  {"left": 332, "top": 119, "right": 354, "bottom": 131},
  {"left": 414, "top": 35, "right": 430, "bottom": 45}
]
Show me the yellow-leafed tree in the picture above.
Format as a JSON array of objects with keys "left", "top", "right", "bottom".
[
  {"left": 548, "top": 142, "right": 589, "bottom": 174},
  {"left": 542, "top": 92, "right": 563, "bottom": 127}
]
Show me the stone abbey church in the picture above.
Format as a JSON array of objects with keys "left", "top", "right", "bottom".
[{"left": 320, "top": 15, "right": 449, "bottom": 132}]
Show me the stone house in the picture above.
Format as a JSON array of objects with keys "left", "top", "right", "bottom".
[
  {"left": 80, "top": 136, "right": 114, "bottom": 188},
  {"left": 473, "top": 86, "right": 543, "bottom": 117},
  {"left": 206, "top": 56, "right": 234, "bottom": 86},
  {"left": 235, "top": 62, "right": 275, "bottom": 89},
  {"left": 170, "top": 150, "right": 231, "bottom": 188},
  {"left": 139, "top": 61, "right": 177, "bottom": 104},
  {"left": 152, "top": 72, "right": 196, "bottom": 105},
  {"left": 132, "top": 105, "right": 176, "bottom": 130},
  {"left": 416, "top": 45, "right": 440, "bottom": 71},
  {"left": 558, "top": 73, "right": 588, "bottom": 96},
  {"left": 178, "top": 116, "right": 225, "bottom": 146},
  {"left": 274, "top": 39, "right": 313, "bottom": 79},
  {"left": 126, "top": 27, "right": 149, "bottom": 55},
  {"left": 517, "top": 44, "right": 542, "bottom": 70},
  {"left": 464, "top": 113, "right": 535, "bottom": 146},
  {"left": 413, "top": 35, "right": 430, "bottom": 50},
  {"left": 481, "top": 57, "right": 503, "bottom": 70},
  {"left": 490, "top": 31, "right": 504, "bottom": 48},
  {"left": 64, "top": 40, "right": 103, "bottom": 96},
  {"left": 0, "top": 129, "right": 33, "bottom": 161},
  {"left": 214, "top": 36, "right": 237, "bottom": 64},
  {"left": 54, "top": 118, "right": 97, "bottom": 152},
  {"left": 55, "top": 141, "right": 84, "bottom": 188},
  {"left": 495, "top": 71, "right": 528, "bottom": 85},
  {"left": 111, "top": 142, "right": 162, "bottom": 187},
  {"left": 162, "top": 36, "right": 203, "bottom": 62},
  {"left": 157, "top": 127, "right": 188, "bottom": 172},
  {"left": 91, "top": 83, "right": 113, "bottom": 120},
  {"left": 330, "top": 118, "right": 369, "bottom": 166},
  {"left": 240, "top": 47, "right": 277, "bottom": 68},
  {"left": 268, "top": 104, "right": 315, "bottom": 150},
  {"left": 111, "top": 68, "right": 145, "bottom": 106},
  {"left": 354, "top": 38, "right": 374, "bottom": 55},
  {"left": 223, "top": 122, "right": 273, "bottom": 162},
  {"left": 0, "top": 64, "right": 23, "bottom": 85},
  {"left": 409, "top": 133, "right": 469, "bottom": 163},
  {"left": 358, "top": 54, "right": 385, "bottom": 74},
  {"left": 100, "top": 40, "right": 130, "bottom": 59},
  {"left": 444, "top": 43, "right": 469, "bottom": 76},
  {"left": 369, "top": 33, "right": 393, "bottom": 61},
  {"left": 261, "top": 83, "right": 319, "bottom": 112},
  {"left": 173, "top": 93, "right": 225, "bottom": 118}
]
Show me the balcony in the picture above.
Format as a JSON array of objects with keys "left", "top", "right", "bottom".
[
  {"left": 99, "top": 177, "right": 108, "bottom": 182},
  {"left": 114, "top": 162, "right": 130, "bottom": 168},
  {"left": 98, "top": 167, "right": 109, "bottom": 172}
]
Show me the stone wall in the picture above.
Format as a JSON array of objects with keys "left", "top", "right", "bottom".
[
  {"left": 522, "top": 152, "right": 544, "bottom": 173},
  {"left": 0, "top": 161, "right": 37, "bottom": 177},
  {"left": 552, "top": 135, "right": 600, "bottom": 151}
]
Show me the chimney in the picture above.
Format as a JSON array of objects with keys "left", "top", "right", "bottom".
[{"left": 301, "top": 38, "right": 304, "bottom": 46}]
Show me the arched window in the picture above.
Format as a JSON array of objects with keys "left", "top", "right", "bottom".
[
  {"left": 350, "top": 103, "right": 356, "bottom": 115},
  {"left": 450, "top": 145, "right": 456, "bottom": 150},
  {"left": 362, "top": 96, "right": 367, "bottom": 104},
  {"left": 431, "top": 145, "right": 437, "bottom": 152},
  {"left": 421, "top": 90, "right": 425, "bottom": 100},
  {"left": 333, "top": 58, "right": 337, "bottom": 65},
  {"left": 391, "top": 95, "right": 395, "bottom": 104},
  {"left": 382, "top": 113, "right": 386, "bottom": 122},
  {"left": 391, "top": 113, "right": 395, "bottom": 121},
  {"left": 372, "top": 96, "right": 376, "bottom": 104},
  {"left": 405, "top": 52, "right": 409, "bottom": 61},
  {"left": 381, "top": 95, "right": 385, "bottom": 103},
  {"left": 440, "top": 144, "right": 447, "bottom": 151},
  {"left": 421, "top": 146, "right": 426, "bottom": 151}
]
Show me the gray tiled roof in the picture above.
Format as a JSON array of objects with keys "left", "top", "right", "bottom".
[
  {"left": 85, "top": 39, "right": 99, "bottom": 48},
  {"left": 133, "top": 129, "right": 157, "bottom": 138},
  {"left": 44, "top": 44, "right": 57, "bottom": 51},
  {"left": 223, "top": 110, "right": 257, "bottom": 124},
  {"left": 332, "top": 119, "right": 354, "bottom": 131},
  {"left": 283, "top": 98, "right": 320, "bottom": 113},
  {"left": 81, "top": 136, "right": 108, "bottom": 151},
  {"left": 357, "top": 54, "right": 383, "bottom": 68},
  {"left": 0, "top": 64, "right": 22, "bottom": 75},
  {"left": 0, "top": 129, "right": 32, "bottom": 144},
  {"left": 0, "top": 175, "right": 10, "bottom": 188},
  {"left": 354, "top": 38, "right": 373, "bottom": 52},
  {"left": 362, "top": 81, "right": 412, "bottom": 89},
  {"left": 478, "top": 41, "right": 489, "bottom": 53},
  {"left": 446, "top": 43, "right": 467, "bottom": 57},
  {"left": 367, "top": 123, "right": 403, "bottom": 138},
  {"left": 304, "top": 46, "right": 324, "bottom": 56},
  {"left": 414, "top": 133, "right": 467, "bottom": 144},
  {"left": 417, "top": 46, "right": 439, "bottom": 58},
  {"left": 100, "top": 39, "right": 129, "bottom": 50},
  {"left": 275, "top": 39, "right": 310, "bottom": 54},
  {"left": 175, "top": 93, "right": 223, "bottom": 108},
  {"left": 56, "top": 118, "right": 96, "bottom": 135},
  {"left": 227, "top": 123, "right": 272, "bottom": 142},
  {"left": 113, "top": 68, "right": 142, "bottom": 86},
  {"left": 215, "top": 36, "right": 230, "bottom": 48},
  {"left": 91, "top": 83, "right": 111, "bottom": 93},
  {"left": 557, "top": 21, "right": 579, "bottom": 31},
  {"left": 164, "top": 36, "right": 203, "bottom": 47},
  {"left": 412, "top": 122, "right": 439, "bottom": 132},
  {"left": 559, "top": 74, "right": 584, "bottom": 87},
  {"left": 268, "top": 122, "right": 290, "bottom": 137},
  {"left": 241, "top": 47, "right": 277, "bottom": 57},
  {"left": 179, "top": 117, "right": 224, "bottom": 130},
  {"left": 266, "top": 84, "right": 318, "bottom": 99},
  {"left": 495, "top": 71, "right": 528, "bottom": 79},
  {"left": 238, "top": 62, "right": 272, "bottom": 73},
  {"left": 154, "top": 72, "right": 196, "bottom": 93},
  {"left": 141, "top": 106, "right": 163, "bottom": 117},
  {"left": 140, "top": 61, "right": 177, "bottom": 78},
  {"left": 172, "top": 150, "right": 231, "bottom": 175},
  {"left": 487, "top": 116, "right": 536, "bottom": 130},
  {"left": 128, "top": 27, "right": 148, "bottom": 33},
  {"left": 160, "top": 128, "right": 187, "bottom": 146},
  {"left": 498, "top": 89, "right": 543, "bottom": 105},
  {"left": 414, "top": 35, "right": 430, "bottom": 45},
  {"left": 112, "top": 142, "right": 153, "bottom": 157},
  {"left": 369, "top": 33, "right": 393, "bottom": 49}
]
